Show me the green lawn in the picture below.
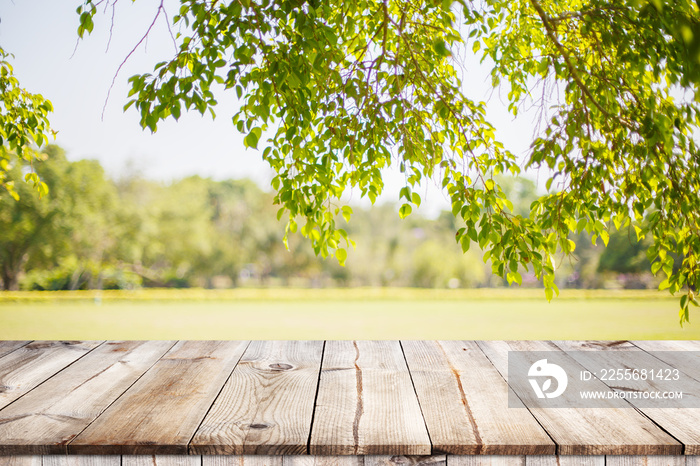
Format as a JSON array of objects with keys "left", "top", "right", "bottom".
[{"left": 0, "top": 288, "right": 695, "bottom": 340}]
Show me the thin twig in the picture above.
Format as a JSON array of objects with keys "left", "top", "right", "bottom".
[
  {"left": 529, "top": 0, "right": 634, "bottom": 129},
  {"left": 101, "top": 0, "right": 166, "bottom": 120}
]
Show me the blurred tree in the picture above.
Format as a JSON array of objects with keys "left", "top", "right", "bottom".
[
  {"left": 0, "top": 146, "right": 118, "bottom": 290},
  {"left": 411, "top": 239, "right": 484, "bottom": 288},
  {"left": 598, "top": 229, "right": 652, "bottom": 275}
]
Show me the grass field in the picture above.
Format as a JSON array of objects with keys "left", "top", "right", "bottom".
[{"left": 0, "top": 288, "right": 695, "bottom": 340}]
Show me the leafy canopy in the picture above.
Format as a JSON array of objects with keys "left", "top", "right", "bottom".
[
  {"left": 77, "top": 0, "right": 700, "bottom": 322},
  {"left": 0, "top": 47, "right": 54, "bottom": 200}
]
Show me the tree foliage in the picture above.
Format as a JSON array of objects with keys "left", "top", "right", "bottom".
[
  {"left": 72, "top": 0, "right": 700, "bottom": 322},
  {"left": 0, "top": 47, "right": 54, "bottom": 200},
  {"left": 0, "top": 1, "right": 669, "bottom": 317}
]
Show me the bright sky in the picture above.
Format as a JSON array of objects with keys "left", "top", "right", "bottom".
[{"left": 0, "top": 0, "right": 538, "bottom": 216}]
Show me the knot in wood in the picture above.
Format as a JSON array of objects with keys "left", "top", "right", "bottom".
[
  {"left": 249, "top": 423, "right": 269, "bottom": 429},
  {"left": 268, "top": 363, "right": 293, "bottom": 371}
]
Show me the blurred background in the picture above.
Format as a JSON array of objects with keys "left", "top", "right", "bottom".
[
  {"left": 0, "top": 146, "right": 663, "bottom": 293},
  {"left": 1, "top": 145, "right": 690, "bottom": 341},
  {"left": 0, "top": 1, "right": 691, "bottom": 340}
]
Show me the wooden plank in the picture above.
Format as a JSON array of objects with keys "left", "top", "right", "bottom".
[
  {"left": 42, "top": 457, "right": 120, "bottom": 466},
  {"left": 632, "top": 340, "right": 700, "bottom": 382},
  {"left": 605, "top": 456, "right": 686, "bottom": 466},
  {"left": 204, "top": 456, "right": 283, "bottom": 466},
  {"left": 0, "top": 340, "right": 175, "bottom": 454},
  {"left": 477, "top": 341, "right": 681, "bottom": 455},
  {"left": 191, "top": 340, "right": 324, "bottom": 454},
  {"left": 284, "top": 458, "right": 365, "bottom": 466},
  {"left": 402, "top": 341, "right": 554, "bottom": 455},
  {"left": 310, "top": 341, "right": 431, "bottom": 455},
  {"left": 203, "top": 458, "right": 363, "bottom": 466},
  {"left": 69, "top": 340, "right": 249, "bottom": 454},
  {"left": 122, "top": 456, "right": 200, "bottom": 466},
  {"left": 365, "top": 456, "right": 446, "bottom": 466},
  {"left": 524, "top": 457, "right": 604, "bottom": 466},
  {"left": 0, "top": 457, "right": 41, "bottom": 466},
  {"left": 687, "top": 457, "right": 700, "bottom": 465},
  {"left": 555, "top": 340, "right": 700, "bottom": 455},
  {"left": 447, "top": 456, "right": 524, "bottom": 466},
  {"left": 0, "top": 342, "right": 30, "bottom": 359},
  {"left": 0, "top": 341, "right": 102, "bottom": 411}
]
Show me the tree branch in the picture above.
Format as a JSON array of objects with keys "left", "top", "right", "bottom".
[{"left": 529, "top": 0, "right": 634, "bottom": 130}]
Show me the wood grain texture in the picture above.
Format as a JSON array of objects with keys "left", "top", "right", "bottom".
[
  {"left": 203, "top": 457, "right": 363, "bottom": 466},
  {"left": 0, "top": 341, "right": 102, "bottom": 411},
  {"left": 364, "top": 455, "right": 447, "bottom": 466},
  {"left": 204, "top": 456, "right": 283, "bottom": 466},
  {"left": 310, "top": 341, "right": 431, "bottom": 456},
  {"left": 283, "top": 457, "right": 365, "bottom": 466},
  {"left": 42, "top": 456, "right": 120, "bottom": 466},
  {"left": 191, "top": 340, "right": 324, "bottom": 455},
  {"left": 686, "top": 457, "right": 700, "bottom": 466},
  {"left": 524, "top": 456, "right": 604, "bottom": 466},
  {"left": 122, "top": 456, "right": 200, "bottom": 466},
  {"left": 632, "top": 340, "right": 700, "bottom": 382},
  {"left": 364, "top": 456, "right": 445, "bottom": 466},
  {"left": 0, "top": 342, "right": 30, "bottom": 360},
  {"left": 605, "top": 456, "right": 686, "bottom": 466},
  {"left": 477, "top": 341, "right": 681, "bottom": 455},
  {"left": 402, "top": 341, "right": 553, "bottom": 455},
  {"left": 0, "top": 341, "right": 175, "bottom": 455},
  {"left": 555, "top": 340, "right": 700, "bottom": 455},
  {"left": 69, "top": 340, "right": 249, "bottom": 455},
  {"left": 0, "top": 457, "right": 41, "bottom": 466},
  {"left": 447, "top": 456, "right": 525, "bottom": 466}
]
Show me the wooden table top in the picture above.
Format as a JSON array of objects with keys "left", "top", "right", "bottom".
[{"left": 0, "top": 340, "right": 698, "bottom": 456}]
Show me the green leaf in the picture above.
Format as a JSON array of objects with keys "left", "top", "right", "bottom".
[
  {"left": 545, "top": 287, "right": 554, "bottom": 301},
  {"left": 336, "top": 248, "right": 347, "bottom": 265},
  {"left": 399, "top": 204, "right": 412, "bottom": 219},
  {"left": 460, "top": 235, "right": 471, "bottom": 253},
  {"left": 244, "top": 127, "right": 262, "bottom": 149},
  {"left": 411, "top": 192, "right": 421, "bottom": 207}
]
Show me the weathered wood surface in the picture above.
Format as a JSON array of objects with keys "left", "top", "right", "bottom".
[
  {"left": 554, "top": 340, "right": 700, "bottom": 455},
  {"left": 0, "top": 341, "right": 699, "bottom": 456},
  {"left": 69, "top": 341, "right": 249, "bottom": 455},
  {"left": 449, "top": 457, "right": 603, "bottom": 466},
  {"left": 0, "top": 341, "right": 175, "bottom": 455},
  {"left": 605, "top": 457, "right": 687, "bottom": 466},
  {"left": 0, "top": 456, "right": 41, "bottom": 466},
  {"left": 631, "top": 341, "right": 700, "bottom": 382},
  {"left": 401, "top": 341, "right": 553, "bottom": 455},
  {"left": 123, "top": 456, "right": 200, "bottom": 466},
  {"left": 41, "top": 457, "right": 120, "bottom": 466},
  {"left": 477, "top": 340, "right": 681, "bottom": 455},
  {"left": 310, "top": 341, "right": 431, "bottom": 455},
  {"left": 4, "top": 459, "right": 697, "bottom": 466},
  {"left": 191, "top": 341, "right": 324, "bottom": 455},
  {"left": 0, "top": 341, "right": 102, "bottom": 412},
  {"left": 0, "top": 342, "right": 30, "bottom": 360}
]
